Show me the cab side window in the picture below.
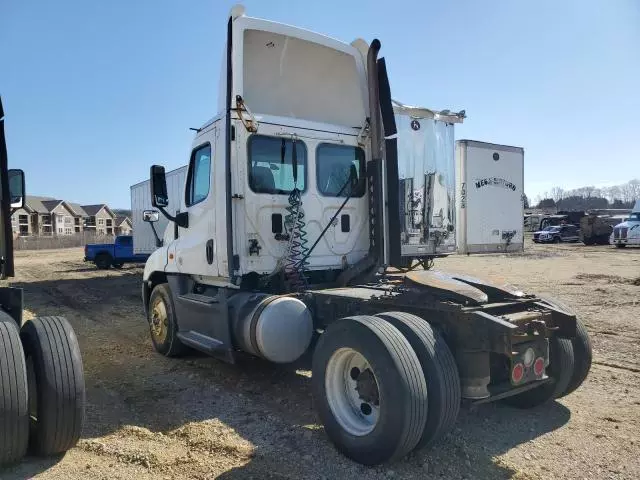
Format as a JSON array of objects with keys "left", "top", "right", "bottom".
[{"left": 186, "top": 144, "right": 212, "bottom": 206}]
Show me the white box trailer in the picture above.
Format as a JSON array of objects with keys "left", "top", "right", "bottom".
[
  {"left": 456, "top": 140, "right": 525, "bottom": 254},
  {"left": 130, "top": 165, "right": 187, "bottom": 255}
]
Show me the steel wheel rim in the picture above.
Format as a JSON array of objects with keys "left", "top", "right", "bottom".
[
  {"left": 325, "top": 348, "right": 380, "bottom": 436},
  {"left": 150, "top": 298, "right": 169, "bottom": 343}
]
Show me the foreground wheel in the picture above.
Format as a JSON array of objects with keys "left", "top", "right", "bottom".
[
  {"left": 374, "top": 311, "right": 460, "bottom": 449},
  {"left": 95, "top": 253, "right": 112, "bottom": 269},
  {"left": 312, "top": 316, "right": 428, "bottom": 465},
  {"left": 148, "top": 284, "right": 187, "bottom": 357},
  {"left": 553, "top": 236, "right": 562, "bottom": 244},
  {"left": 503, "top": 337, "right": 574, "bottom": 408},
  {"left": 112, "top": 262, "right": 124, "bottom": 269},
  {"left": 0, "top": 316, "right": 29, "bottom": 466},
  {"left": 21, "top": 316, "right": 85, "bottom": 455},
  {"left": 539, "top": 297, "right": 592, "bottom": 397},
  {"left": 615, "top": 244, "right": 626, "bottom": 248}
]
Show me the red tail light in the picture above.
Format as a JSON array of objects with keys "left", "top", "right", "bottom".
[
  {"left": 511, "top": 363, "right": 524, "bottom": 384},
  {"left": 533, "top": 357, "right": 545, "bottom": 377}
]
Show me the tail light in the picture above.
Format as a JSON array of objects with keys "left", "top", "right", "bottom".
[
  {"left": 511, "top": 363, "right": 525, "bottom": 384},
  {"left": 533, "top": 357, "right": 545, "bottom": 377}
]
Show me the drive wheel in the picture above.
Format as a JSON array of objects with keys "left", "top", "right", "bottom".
[
  {"left": 615, "top": 244, "right": 626, "bottom": 248},
  {"left": 374, "top": 311, "right": 460, "bottom": 449},
  {"left": 502, "top": 337, "right": 574, "bottom": 408},
  {"left": 553, "top": 236, "right": 561, "bottom": 244},
  {"left": 20, "top": 316, "right": 85, "bottom": 455},
  {"left": 0, "top": 315, "right": 29, "bottom": 466},
  {"left": 148, "top": 284, "right": 187, "bottom": 357},
  {"left": 312, "top": 315, "right": 427, "bottom": 465}
]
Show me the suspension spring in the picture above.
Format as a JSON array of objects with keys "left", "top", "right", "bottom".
[{"left": 283, "top": 188, "right": 309, "bottom": 292}]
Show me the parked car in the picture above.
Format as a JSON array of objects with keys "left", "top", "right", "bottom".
[
  {"left": 533, "top": 225, "right": 580, "bottom": 244},
  {"left": 84, "top": 235, "right": 149, "bottom": 269}
]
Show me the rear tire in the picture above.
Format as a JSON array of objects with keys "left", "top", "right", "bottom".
[
  {"left": 615, "top": 244, "right": 626, "bottom": 248},
  {"left": 538, "top": 297, "right": 592, "bottom": 397},
  {"left": 312, "top": 315, "right": 428, "bottom": 465},
  {"left": 21, "top": 316, "right": 86, "bottom": 455},
  {"left": 112, "top": 262, "right": 124, "bottom": 269},
  {"left": 0, "top": 316, "right": 29, "bottom": 466},
  {"left": 374, "top": 311, "right": 460, "bottom": 449},
  {"left": 502, "top": 337, "right": 574, "bottom": 408},
  {"left": 95, "top": 253, "right": 112, "bottom": 269},
  {"left": 553, "top": 236, "right": 561, "bottom": 244},
  {"left": 148, "top": 284, "right": 188, "bottom": 357}
]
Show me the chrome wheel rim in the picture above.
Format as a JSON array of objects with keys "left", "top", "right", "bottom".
[
  {"left": 325, "top": 348, "right": 380, "bottom": 436},
  {"left": 150, "top": 298, "right": 169, "bottom": 343}
]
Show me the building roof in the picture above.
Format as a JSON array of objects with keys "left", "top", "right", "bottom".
[
  {"left": 65, "top": 202, "right": 88, "bottom": 217},
  {"left": 25, "top": 195, "right": 56, "bottom": 214},
  {"left": 115, "top": 216, "right": 132, "bottom": 227},
  {"left": 81, "top": 204, "right": 108, "bottom": 216}
]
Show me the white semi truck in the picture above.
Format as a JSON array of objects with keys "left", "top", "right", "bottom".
[
  {"left": 139, "top": 5, "right": 592, "bottom": 465},
  {"left": 611, "top": 200, "right": 640, "bottom": 247},
  {"left": 0, "top": 97, "right": 85, "bottom": 466}
]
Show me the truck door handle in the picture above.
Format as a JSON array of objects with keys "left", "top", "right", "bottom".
[{"left": 206, "top": 239, "right": 214, "bottom": 265}]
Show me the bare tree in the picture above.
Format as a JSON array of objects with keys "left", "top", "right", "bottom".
[{"left": 550, "top": 187, "right": 565, "bottom": 202}]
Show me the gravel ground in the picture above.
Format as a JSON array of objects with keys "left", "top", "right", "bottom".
[{"left": 1, "top": 240, "right": 639, "bottom": 479}]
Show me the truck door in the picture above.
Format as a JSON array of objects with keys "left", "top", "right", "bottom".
[
  {"left": 174, "top": 128, "right": 218, "bottom": 277},
  {"left": 114, "top": 236, "right": 132, "bottom": 260}
]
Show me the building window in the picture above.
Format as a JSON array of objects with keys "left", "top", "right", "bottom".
[
  {"left": 64, "top": 216, "right": 72, "bottom": 224},
  {"left": 19, "top": 225, "right": 29, "bottom": 236},
  {"left": 65, "top": 227, "right": 72, "bottom": 235},
  {"left": 41, "top": 215, "right": 51, "bottom": 225},
  {"left": 74, "top": 217, "right": 80, "bottom": 225},
  {"left": 106, "top": 228, "right": 113, "bottom": 235},
  {"left": 75, "top": 226, "right": 80, "bottom": 233},
  {"left": 18, "top": 214, "right": 28, "bottom": 225},
  {"left": 98, "top": 218, "right": 104, "bottom": 225}
]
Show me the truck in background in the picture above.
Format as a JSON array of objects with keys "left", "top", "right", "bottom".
[
  {"left": 130, "top": 165, "right": 187, "bottom": 255},
  {"left": 84, "top": 235, "right": 149, "bottom": 269},
  {"left": 611, "top": 200, "right": 640, "bottom": 247},
  {"left": 456, "top": 140, "right": 525, "bottom": 254}
]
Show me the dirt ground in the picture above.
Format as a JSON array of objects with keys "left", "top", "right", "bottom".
[{"left": 1, "top": 241, "right": 639, "bottom": 480}]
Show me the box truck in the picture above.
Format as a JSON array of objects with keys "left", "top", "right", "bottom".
[
  {"left": 456, "top": 140, "right": 525, "bottom": 254},
  {"left": 130, "top": 165, "right": 187, "bottom": 255}
]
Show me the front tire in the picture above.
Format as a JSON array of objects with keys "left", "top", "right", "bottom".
[
  {"left": 553, "top": 236, "right": 562, "bottom": 244},
  {"left": 312, "top": 316, "right": 428, "bottom": 465},
  {"left": 20, "top": 316, "right": 86, "bottom": 455},
  {"left": 0, "top": 316, "right": 29, "bottom": 466},
  {"left": 615, "top": 244, "right": 626, "bottom": 248},
  {"left": 374, "top": 311, "right": 460, "bottom": 449},
  {"left": 148, "top": 284, "right": 187, "bottom": 357}
]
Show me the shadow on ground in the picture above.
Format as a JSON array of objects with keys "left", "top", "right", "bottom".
[{"left": 2, "top": 269, "right": 572, "bottom": 479}]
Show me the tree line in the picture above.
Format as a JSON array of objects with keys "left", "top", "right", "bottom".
[{"left": 530, "top": 179, "right": 639, "bottom": 211}]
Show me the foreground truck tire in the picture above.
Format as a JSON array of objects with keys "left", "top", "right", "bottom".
[
  {"left": 148, "top": 284, "right": 188, "bottom": 357},
  {"left": 503, "top": 337, "right": 574, "bottom": 409},
  {"left": 374, "top": 311, "right": 460, "bottom": 449},
  {"left": 95, "top": 253, "right": 112, "bottom": 270},
  {"left": 0, "top": 317, "right": 29, "bottom": 466},
  {"left": 312, "top": 316, "right": 428, "bottom": 465},
  {"left": 21, "top": 316, "right": 85, "bottom": 455}
]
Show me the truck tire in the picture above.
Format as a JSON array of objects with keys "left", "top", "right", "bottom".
[
  {"left": 0, "top": 316, "right": 29, "bottom": 466},
  {"left": 502, "top": 337, "right": 574, "bottom": 409},
  {"left": 20, "top": 316, "right": 85, "bottom": 455},
  {"left": 148, "top": 284, "right": 188, "bottom": 357},
  {"left": 538, "top": 297, "right": 592, "bottom": 397},
  {"left": 553, "top": 236, "right": 561, "bottom": 244},
  {"left": 374, "top": 311, "right": 460, "bottom": 449},
  {"left": 312, "top": 315, "right": 428, "bottom": 465},
  {"left": 95, "top": 253, "right": 112, "bottom": 269},
  {"left": 615, "top": 244, "right": 626, "bottom": 248},
  {"left": 112, "top": 262, "right": 124, "bottom": 269}
]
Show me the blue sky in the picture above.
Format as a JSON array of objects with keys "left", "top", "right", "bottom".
[{"left": 2, "top": 0, "right": 638, "bottom": 208}]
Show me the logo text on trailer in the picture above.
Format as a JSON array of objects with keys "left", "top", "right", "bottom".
[{"left": 475, "top": 177, "right": 517, "bottom": 191}]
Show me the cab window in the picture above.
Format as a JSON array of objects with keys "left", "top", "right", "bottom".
[
  {"left": 316, "top": 143, "right": 365, "bottom": 197},
  {"left": 248, "top": 135, "right": 307, "bottom": 194},
  {"left": 186, "top": 144, "right": 212, "bottom": 206}
]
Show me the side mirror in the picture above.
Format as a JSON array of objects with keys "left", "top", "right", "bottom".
[
  {"left": 150, "top": 165, "right": 169, "bottom": 208},
  {"left": 143, "top": 210, "right": 160, "bottom": 223},
  {"left": 8, "top": 169, "right": 25, "bottom": 209}
]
